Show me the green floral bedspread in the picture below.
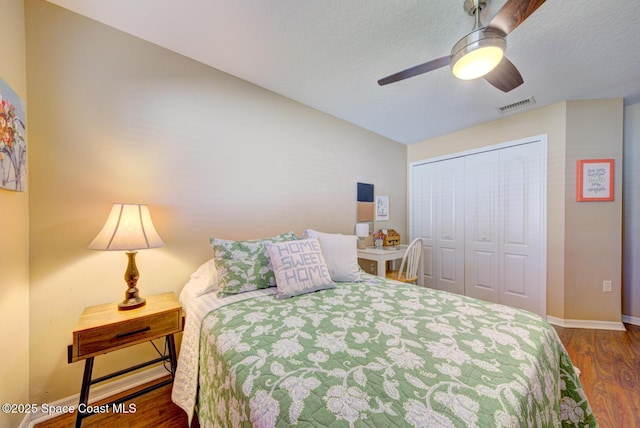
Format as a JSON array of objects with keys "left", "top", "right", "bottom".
[{"left": 197, "top": 276, "right": 595, "bottom": 427}]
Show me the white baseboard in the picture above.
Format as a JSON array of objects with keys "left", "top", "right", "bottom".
[
  {"left": 547, "top": 315, "right": 627, "bottom": 331},
  {"left": 21, "top": 366, "right": 169, "bottom": 428},
  {"left": 622, "top": 314, "right": 640, "bottom": 326}
]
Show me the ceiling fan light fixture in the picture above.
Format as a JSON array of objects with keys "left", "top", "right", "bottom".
[{"left": 451, "top": 28, "right": 506, "bottom": 80}]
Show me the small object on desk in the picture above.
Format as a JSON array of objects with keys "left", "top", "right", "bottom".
[
  {"left": 383, "top": 229, "right": 401, "bottom": 246},
  {"left": 355, "top": 222, "right": 370, "bottom": 249},
  {"left": 373, "top": 230, "right": 385, "bottom": 249}
]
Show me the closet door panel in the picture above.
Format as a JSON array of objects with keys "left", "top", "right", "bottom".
[
  {"left": 439, "top": 247, "right": 458, "bottom": 281},
  {"left": 504, "top": 156, "right": 527, "bottom": 245},
  {"left": 499, "top": 144, "right": 543, "bottom": 314},
  {"left": 435, "top": 158, "right": 465, "bottom": 294},
  {"left": 503, "top": 253, "right": 527, "bottom": 296},
  {"left": 422, "top": 246, "right": 434, "bottom": 284},
  {"left": 473, "top": 251, "right": 496, "bottom": 288},
  {"left": 465, "top": 151, "right": 500, "bottom": 303},
  {"left": 411, "top": 163, "right": 436, "bottom": 287}
]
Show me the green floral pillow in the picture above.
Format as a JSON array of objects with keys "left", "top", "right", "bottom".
[{"left": 210, "top": 231, "right": 297, "bottom": 297}]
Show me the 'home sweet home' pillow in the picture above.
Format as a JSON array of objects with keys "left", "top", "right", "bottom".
[{"left": 266, "top": 238, "right": 335, "bottom": 298}]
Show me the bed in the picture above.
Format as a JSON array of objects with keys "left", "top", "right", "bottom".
[{"left": 171, "top": 232, "right": 595, "bottom": 427}]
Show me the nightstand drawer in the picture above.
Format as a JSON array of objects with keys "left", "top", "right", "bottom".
[{"left": 76, "top": 309, "right": 180, "bottom": 358}]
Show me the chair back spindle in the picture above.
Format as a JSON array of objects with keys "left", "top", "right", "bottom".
[{"left": 386, "top": 237, "right": 422, "bottom": 284}]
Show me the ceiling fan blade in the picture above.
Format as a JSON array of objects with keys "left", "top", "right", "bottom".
[
  {"left": 378, "top": 56, "right": 451, "bottom": 86},
  {"left": 484, "top": 57, "right": 524, "bottom": 92},
  {"left": 487, "top": 0, "right": 547, "bottom": 35}
]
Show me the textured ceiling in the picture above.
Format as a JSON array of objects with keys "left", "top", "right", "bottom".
[{"left": 46, "top": 0, "right": 640, "bottom": 144}]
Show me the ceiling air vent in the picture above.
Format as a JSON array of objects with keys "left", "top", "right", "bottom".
[{"left": 497, "top": 97, "right": 536, "bottom": 114}]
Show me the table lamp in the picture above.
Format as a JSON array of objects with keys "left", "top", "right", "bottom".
[
  {"left": 356, "top": 222, "right": 370, "bottom": 249},
  {"left": 88, "top": 203, "right": 164, "bottom": 310}
]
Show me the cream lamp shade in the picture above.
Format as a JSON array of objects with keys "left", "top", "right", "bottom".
[
  {"left": 89, "top": 203, "right": 164, "bottom": 251},
  {"left": 89, "top": 203, "right": 164, "bottom": 310},
  {"left": 355, "top": 222, "right": 370, "bottom": 238},
  {"left": 356, "top": 222, "right": 370, "bottom": 249}
]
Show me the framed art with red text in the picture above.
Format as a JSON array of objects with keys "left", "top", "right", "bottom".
[{"left": 576, "top": 159, "right": 614, "bottom": 202}]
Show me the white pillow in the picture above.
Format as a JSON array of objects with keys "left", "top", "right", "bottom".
[
  {"left": 304, "top": 229, "right": 362, "bottom": 281},
  {"left": 186, "top": 259, "right": 218, "bottom": 298},
  {"left": 266, "top": 238, "right": 336, "bottom": 299}
]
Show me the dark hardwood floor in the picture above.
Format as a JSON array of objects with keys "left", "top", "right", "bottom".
[
  {"left": 36, "top": 325, "right": 639, "bottom": 428},
  {"left": 554, "top": 323, "right": 640, "bottom": 428},
  {"left": 34, "top": 375, "right": 191, "bottom": 428}
]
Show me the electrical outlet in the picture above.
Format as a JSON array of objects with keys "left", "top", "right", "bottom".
[{"left": 603, "top": 280, "right": 612, "bottom": 293}]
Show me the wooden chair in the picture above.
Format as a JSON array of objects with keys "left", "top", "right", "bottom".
[{"left": 386, "top": 237, "right": 423, "bottom": 284}]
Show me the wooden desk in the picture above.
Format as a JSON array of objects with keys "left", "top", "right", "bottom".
[{"left": 357, "top": 246, "right": 407, "bottom": 277}]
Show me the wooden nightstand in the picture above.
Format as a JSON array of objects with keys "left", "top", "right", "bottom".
[{"left": 68, "top": 292, "right": 183, "bottom": 428}]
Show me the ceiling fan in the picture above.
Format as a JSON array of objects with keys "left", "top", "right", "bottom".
[{"left": 378, "top": 0, "right": 547, "bottom": 92}]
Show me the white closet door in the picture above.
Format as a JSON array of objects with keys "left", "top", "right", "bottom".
[
  {"left": 411, "top": 162, "right": 435, "bottom": 288},
  {"left": 434, "top": 157, "right": 465, "bottom": 295},
  {"left": 465, "top": 151, "right": 501, "bottom": 303},
  {"left": 411, "top": 138, "right": 545, "bottom": 315},
  {"left": 411, "top": 158, "right": 465, "bottom": 293},
  {"left": 499, "top": 143, "right": 543, "bottom": 314}
]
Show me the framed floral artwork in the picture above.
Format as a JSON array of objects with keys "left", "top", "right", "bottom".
[
  {"left": 576, "top": 159, "right": 614, "bottom": 202},
  {"left": 0, "top": 78, "right": 26, "bottom": 192},
  {"left": 376, "top": 195, "right": 389, "bottom": 220}
]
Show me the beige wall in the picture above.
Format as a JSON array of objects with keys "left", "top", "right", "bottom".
[
  {"left": 408, "top": 99, "right": 624, "bottom": 323},
  {"left": 623, "top": 102, "right": 640, "bottom": 321},
  {"left": 25, "top": 0, "right": 406, "bottom": 404},
  {"left": 564, "top": 99, "right": 623, "bottom": 321},
  {"left": 0, "top": 0, "right": 30, "bottom": 427}
]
